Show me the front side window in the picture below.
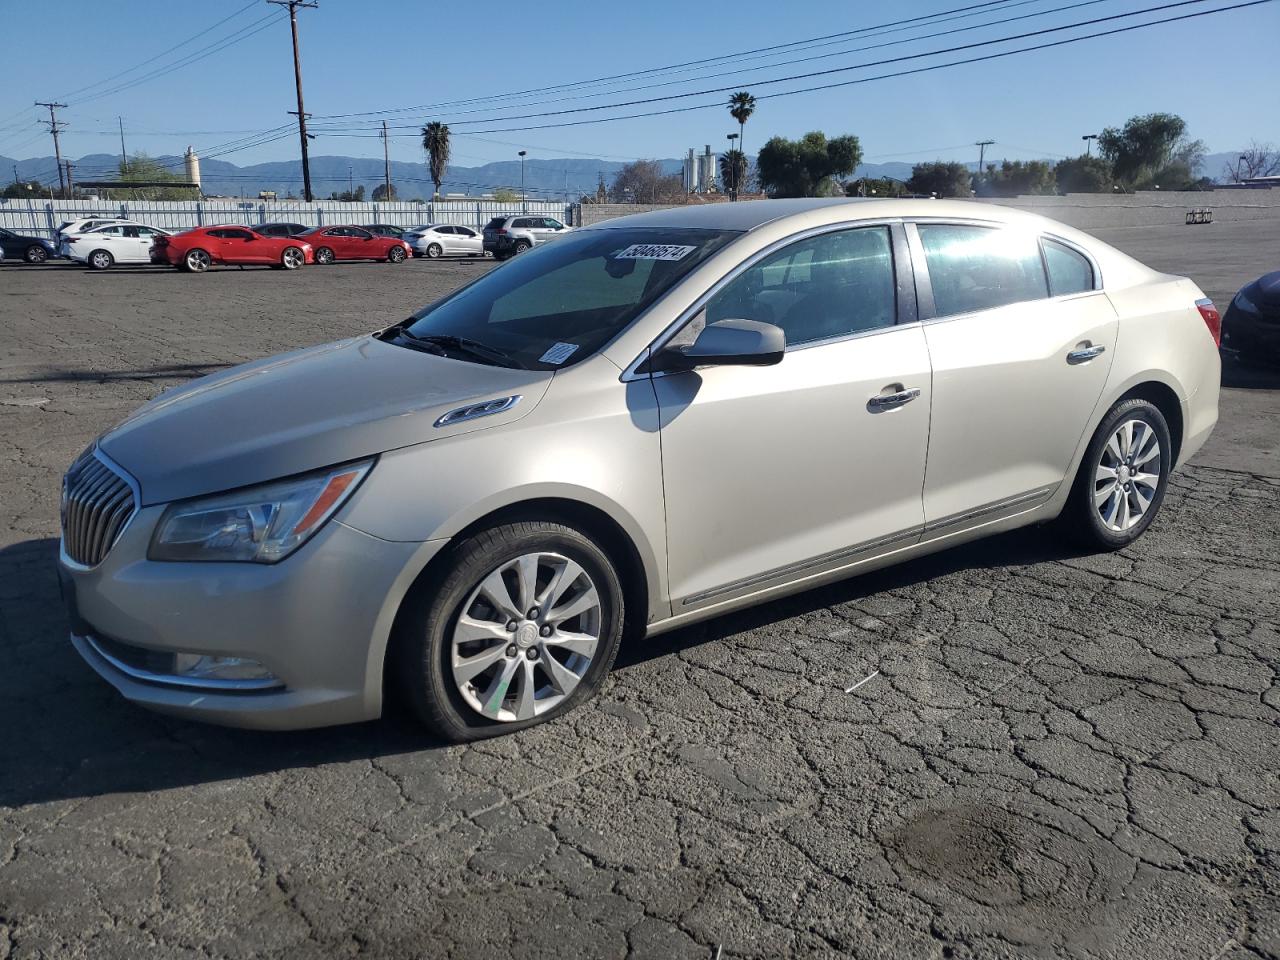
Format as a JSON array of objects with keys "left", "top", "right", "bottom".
[
  {"left": 704, "top": 226, "right": 897, "bottom": 347},
  {"left": 1042, "top": 238, "right": 1094, "bottom": 296},
  {"left": 396, "top": 227, "right": 739, "bottom": 370},
  {"left": 918, "top": 224, "right": 1048, "bottom": 317}
]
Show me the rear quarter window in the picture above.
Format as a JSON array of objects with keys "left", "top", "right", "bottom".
[{"left": 1042, "top": 238, "right": 1095, "bottom": 296}]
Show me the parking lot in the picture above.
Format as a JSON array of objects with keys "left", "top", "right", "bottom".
[{"left": 1, "top": 221, "right": 1278, "bottom": 959}]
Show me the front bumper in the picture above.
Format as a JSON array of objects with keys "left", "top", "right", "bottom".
[{"left": 60, "top": 503, "right": 444, "bottom": 730}]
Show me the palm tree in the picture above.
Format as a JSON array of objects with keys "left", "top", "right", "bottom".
[
  {"left": 728, "top": 92, "right": 756, "bottom": 177},
  {"left": 719, "top": 150, "right": 747, "bottom": 202},
  {"left": 421, "top": 122, "right": 451, "bottom": 200}
]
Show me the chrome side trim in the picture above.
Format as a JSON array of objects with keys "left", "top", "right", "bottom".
[
  {"left": 922, "top": 484, "right": 1059, "bottom": 535},
  {"left": 79, "top": 633, "right": 284, "bottom": 692},
  {"left": 681, "top": 527, "right": 922, "bottom": 607},
  {"left": 620, "top": 218, "right": 908, "bottom": 382},
  {"left": 433, "top": 394, "right": 521, "bottom": 428}
]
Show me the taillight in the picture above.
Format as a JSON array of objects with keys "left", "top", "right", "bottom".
[
  {"left": 496, "top": 228, "right": 507, "bottom": 236},
  {"left": 66, "top": 237, "right": 78, "bottom": 243},
  {"left": 1195, "top": 298, "right": 1221, "bottom": 347}
]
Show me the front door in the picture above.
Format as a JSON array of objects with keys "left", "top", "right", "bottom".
[
  {"left": 652, "top": 224, "right": 932, "bottom": 611},
  {"left": 911, "top": 222, "right": 1118, "bottom": 530}
]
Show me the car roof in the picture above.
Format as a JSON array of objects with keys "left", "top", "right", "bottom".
[{"left": 580, "top": 197, "right": 1064, "bottom": 233}]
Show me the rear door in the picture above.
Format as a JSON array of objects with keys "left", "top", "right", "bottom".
[{"left": 910, "top": 221, "right": 1117, "bottom": 530}]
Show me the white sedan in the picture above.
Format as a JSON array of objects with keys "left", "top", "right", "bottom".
[
  {"left": 63, "top": 223, "right": 172, "bottom": 269},
  {"left": 402, "top": 223, "right": 485, "bottom": 258}
]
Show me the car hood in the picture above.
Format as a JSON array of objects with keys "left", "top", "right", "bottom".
[{"left": 99, "top": 336, "right": 553, "bottom": 505}]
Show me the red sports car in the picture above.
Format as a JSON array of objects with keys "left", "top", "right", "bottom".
[
  {"left": 299, "top": 225, "right": 411, "bottom": 264},
  {"left": 153, "top": 226, "right": 314, "bottom": 272}
]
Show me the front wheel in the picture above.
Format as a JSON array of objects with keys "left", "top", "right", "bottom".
[
  {"left": 1062, "top": 398, "right": 1172, "bottom": 550},
  {"left": 25, "top": 245, "right": 48, "bottom": 264},
  {"left": 387, "top": 245, "right": 406, "bottom": 263},
  {"left": 281, "top": 246, "right": 305, "bottom": 270},
  {"left": 392, "top": 521, "right": 625, "bottom": 742},
  {"left": 88, "top": 249, "right": 114, "bottom": 270},
  {"left": 314, "top": 247, "right": 335, "bottom": 265}
]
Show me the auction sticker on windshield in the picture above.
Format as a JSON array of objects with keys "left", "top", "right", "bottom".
[{"left": 612, "top": 244, "right": 697, "bottom": 261}]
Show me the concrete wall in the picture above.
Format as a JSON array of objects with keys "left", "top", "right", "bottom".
[{"left": 577, "top": 191, "right": 1280, "bottom": 230}]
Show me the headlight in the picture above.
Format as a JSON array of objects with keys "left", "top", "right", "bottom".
[{"left": 149, "top": 460, "right": 372, "bottom": 563}]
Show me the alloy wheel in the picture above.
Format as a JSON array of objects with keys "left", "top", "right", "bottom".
[
  {"left": 427, "top": 243, "right": 442, "bottom": 258},
  {"left": 26, "top": 245, "right": 47, "bottom": 263},
  {"left": 450, "top": 552, "right": 602, "bottom": 723},
  {"left": 90, "top": 251, "right": 112, "bottom": 270},
  {"left": 316, "top": 247, "right": 334, "bottom": 265},
  {"left": 1094, "top": 419, "right": 1162, "bottom": 532},
  {"left": 282, "top": 247, "right": 304, "bottom": 269},
  {"left": 389, "top": 246, "right": 406, "bottom": 263},
  {"left": 186, "top": 249, "right": 210, "bottom": 272}
]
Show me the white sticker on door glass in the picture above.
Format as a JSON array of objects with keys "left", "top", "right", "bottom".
[
  {"left": 611, "top": 243, "right": 696, "bottom": 261},
  {"left": 539, "top": 342, "right": 580, "bottom": 365}
]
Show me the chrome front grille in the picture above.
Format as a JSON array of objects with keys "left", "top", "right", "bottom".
[{"left": 62, "top": 451, "right": 137, "bottom": 567}]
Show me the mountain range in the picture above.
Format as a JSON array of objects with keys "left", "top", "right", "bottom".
[{"left": 1, "top": 151, "right": 1246, "bottom": 200}]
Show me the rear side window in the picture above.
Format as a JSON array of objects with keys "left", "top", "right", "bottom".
[
  {"left": 1042, "top": 238, "right": 1094, "bottom": 296},
  {"left": 918, "top": 224, "right": 1048, "bottom": 317},
  {"left": 706, "top": 226, "right": 897, "bottom": 347}
]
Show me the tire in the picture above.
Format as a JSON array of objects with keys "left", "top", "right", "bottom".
[
  {"left": 392, "top": 521, "right": 625, "bottom": 742},
  {"left": 387, "top": 245, "right": 406, "bottom": 264},
  {"left": 25, "top": 245, "right": 48, "bottom": 264},
  {"left": 88, "top": 249, "right": 114, "bottom": 271},
  {"left": 1062, "top": 398, "right": 1172, "bottom": 550},
  {"left": 315, "top": 247, "right": 335, "bottom": 265},
  {"left": 492, "top": 250, "right": 510, "bottom": 262},
  {"left": 280, "top": 246, "right": 305, "bottom": 270},
  {"left": 425, "top": 242, "right": 443, "bottom": 259},
  {"left": 184, "top": 249, "right": 211, "bottom": 273},
  {"left": 513, "top": 240, "right": 531, "bottom": 255}
]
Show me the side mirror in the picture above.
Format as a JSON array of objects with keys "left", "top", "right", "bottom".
[{"left": 655, "top": 318, "right": 785, "bottom": 372}]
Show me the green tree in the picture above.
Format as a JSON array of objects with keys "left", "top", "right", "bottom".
[
  {"left": 421, "top": 121, "right": 451, "bottom": 200},
  {"left": 328, "top": 185, "right": 365, "bottom": 202},
  {"left": 719, "top": 149, "right": 747, "bottom": 201},
  {"left": 1, "top": 179, "right": 45, "bottom": 199},
  {"left": 1054, "top": 155, "right": 1113, "bottom": 193},
  {"left": 104, "top": 153, "right": 196, "bottom": 200},
  {"left": 491, "top": 187, "right": 520, "bottom": 202},
  {"left": 845, "top": 177, "right": 908, "bottom": 198},
  {"left": 727, "top": 91, "right": 757, "bottom": 165},
  {"left": 756, "top": 131, "right": 862, "bottom": 198},
  {"left": 1098, "top": 113, "right": 1205, "bottom": 190},
  {"left": 371, "top": 183, "right": 397, "bottom": 201},
  {"left": 907, "top": 160, "right": 971, "bottom": 197},
  {"left": 978, "top": 159, "right": 1056, "bottom": 197}
]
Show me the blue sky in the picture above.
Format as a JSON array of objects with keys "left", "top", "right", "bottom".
[{"left": 0, "top": 0, "right": 1275, "bottom": 174}]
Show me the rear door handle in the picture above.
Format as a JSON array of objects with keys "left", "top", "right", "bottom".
[
  {"left": 1067, "top": 344, "right": 1106, "bottom": 364},
  {"left": 868, "top": 387, "right": 921, "bottom": 411}
]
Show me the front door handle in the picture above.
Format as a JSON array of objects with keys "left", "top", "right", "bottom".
[
  {"left": 868, "top": 387, "right": 921, "bottom": 411},
  {"left": 1067, "top": 344, "right": 1106, "bottom": 364}
]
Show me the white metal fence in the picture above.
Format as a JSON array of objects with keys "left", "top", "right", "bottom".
[{"left": 0, "top": 198, "right": 577, "bottom": 239}]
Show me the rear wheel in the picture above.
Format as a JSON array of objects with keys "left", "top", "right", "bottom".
[
  {"left": 314, "top": 247, "right": 335, "bottom": 265},
  {"left": 88, "top": 249, "right": 114, "bottom": 270},
  {"left": 281, "top": 246, "right": 305, "bottom": 270},
  {"left": 184, "top": 249, "right": 211, "bottom": 273},
  {"left": 513, "top": 240, "right": 531, "bottom": 255},
  {"left": 24, "top": 245, "right": 48, "bottom": 264},
  {"left": 387, "top": 245, "right": 406, "bottom": 263},
  {"left": 392, "top": 521, "right": 624, "bottom": 742},
  {"left": 425, "top": 242, "right": 443, "bottom": 259},
  {"left": 1062, "top": 398, "right": 1172, "bottom": 550}
]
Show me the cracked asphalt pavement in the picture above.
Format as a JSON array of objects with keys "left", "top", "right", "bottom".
[{"left": 1, "top": 221, "right": 1278, "bottom": 959}]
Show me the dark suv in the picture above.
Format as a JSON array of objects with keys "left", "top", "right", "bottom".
[{"left": 482, "top": 215, "right": 572, "bottom": 260}]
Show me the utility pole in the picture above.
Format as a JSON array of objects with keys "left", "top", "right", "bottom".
[
  {"left": 64, "top": 161, "right": 74, "bottom": 198},
  {"left": 268, "top": 0, "right": 318, "bottom": 202},
  {"left": 381, "top": 120, "right": 391, "bottom": 202},
  {"left": 518, "top": 150, "right": 527, "bottom": 211},
  {"left": 118, "top": 116, "right": 128, "bottom": 166},
  {"left": 975, "top": 139, "right": 994, "bottom": 193},
  {"left": 348, "top": 164, "right": 353, "bottom": 198},
  {"left": 35, "top": 101, "right": 68, "bottom": 196}
]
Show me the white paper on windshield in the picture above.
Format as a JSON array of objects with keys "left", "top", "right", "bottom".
[
  {"left": 611, "top": 243, "right": 697, "bottom": 261},
  {"left": 539, "top": 342, "right": 580, "bottom": 365}
]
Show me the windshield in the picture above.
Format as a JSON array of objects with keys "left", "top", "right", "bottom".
[{"left": 396, "top": 227, "right": 739, "bottom": 370}]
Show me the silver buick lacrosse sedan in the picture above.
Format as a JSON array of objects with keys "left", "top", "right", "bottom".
[{"left": 59, "top": 199, "right": 1221, "bottom": 740}]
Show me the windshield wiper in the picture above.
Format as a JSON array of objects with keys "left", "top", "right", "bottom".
[{"left": 398, "top": 332, "right": 526, "bottom": 369}]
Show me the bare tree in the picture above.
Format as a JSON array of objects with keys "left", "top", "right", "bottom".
[{"left": 1225, "top": 141, "right": 1280, "bottom": 182}]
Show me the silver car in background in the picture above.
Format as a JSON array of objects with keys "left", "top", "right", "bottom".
[
  {"left": 482, "top": 215, "right": 573, "bottom": 259},
  {"left": 60, "top": 199, "right": 1220, "bottom": 740},
  {"left": 403, "top": 223, "right": 485, "bottom": 258}
]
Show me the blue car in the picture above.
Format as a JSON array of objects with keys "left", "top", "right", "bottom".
[{"left": 0, "top": 227, "right": 58, "bottom": 264}]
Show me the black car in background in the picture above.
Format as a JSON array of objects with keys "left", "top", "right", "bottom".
[
  {"left": 0, "top": 227, "right": 59, "bottom": 263},
  {"left": 363, "top": 223, "right": 405, "bottom": 238},
  {"left": 252, "top": 222, "right": 309, "bottom": 238},
  {"left": 1222, "top": 271, "right": 1280, "bottom": 367}
]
